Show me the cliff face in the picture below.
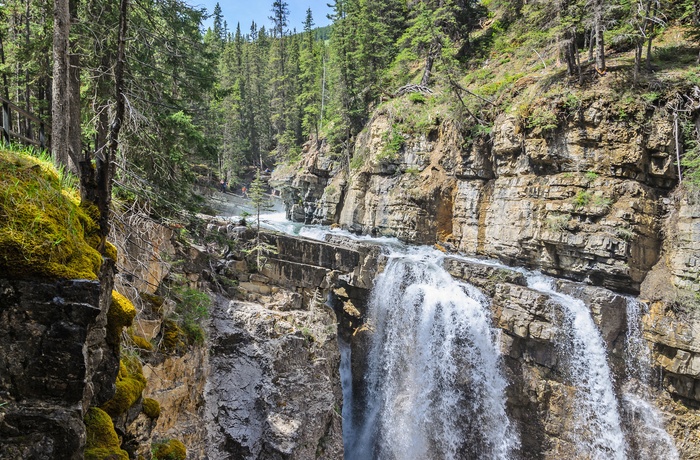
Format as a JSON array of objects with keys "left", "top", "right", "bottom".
[
  {"left": 0, "top": 278, "right": 108, "bottom": 460},
  {"left": 278, "top": 98, "right": 677, "bottom": 293},
  {"left": 278, "top": 93, "right": 700, "bottom": 457}
]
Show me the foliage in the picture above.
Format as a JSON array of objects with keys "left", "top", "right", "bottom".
[
  {"left": 378, "top": 127, "right": 405, "bottom": 163},
  {"left": 0, "top": 149, "right": 102, "bottom": 280},
  {"left": 350, "top": 154, "right": 365, "bottom": 170},
  {"left": 573, "top": 190, "right": 592, "bottom": 209},
  {"left": 168, "top": 285, "right": 211, "bottom": 346},
  {"left": 152, "top": 439, "right": 187, "bottom": 460},
  {"left": 409, "top": 92, "right": 427, "bottom": 104},
  {"left": 681, "top": 121, "right": 700, "bottom": 187},
  {"left": 526, "top": 107, "right": 559, "bottom": 132},
  {"left": 545, "top": 213, "right": 570, "bottom": 232}
]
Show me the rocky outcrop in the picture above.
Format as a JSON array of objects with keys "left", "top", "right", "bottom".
[
  {"left": 0, "top": 277, "right": 108, "bottom": 460},
  {"left": 205, "top": 293, "right": 343, "bottom": 460},
  {"left": 281, "top": 99, "right": 678, "bottom": 293}
]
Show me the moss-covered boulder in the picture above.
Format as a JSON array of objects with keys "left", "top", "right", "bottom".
[
  {"left": 84, "top": 407, "right": 129, "bottom": 460},
  {"left": 100, "top": 356, "right": 146, "bottom": 418},
  {"left": 142, "top": 397, "right": 161, "bottom": 419},
  {"left": 107, "top": 291, "right": 137, "bottom": 345},
  {"left": 0, "top": 149, "right": 102, "bottom": 279}
]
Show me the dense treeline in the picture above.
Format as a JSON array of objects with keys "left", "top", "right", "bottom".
[
  {"left": 0, "top": 0, "right": 699, "bottom": 215},
  {"left": 1, "top": 0, "right": 215, "bottom": 218},
  {"left": 211, "top": 0, "right": 700, "bottom": 185}
]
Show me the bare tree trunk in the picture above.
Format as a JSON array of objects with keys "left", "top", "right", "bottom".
[
  {"left": 633, "top": 0, "right": 653, "bottom": 85},
  {"left": 645, "top": 1, "right": 657, "bottom": 71},
  {"left": 99, "top": 0, "right": 128, "bottom": 246},
  {"left": 52, "top": 0, "right": 75, "bottom": 170},
  {"left": 68, "top": 0, "right": 81, "bottom": 164},
  {"left": 0, "top": 13, "right": 12, "bottom": 145},
  {"left": 421, "top": 42, "right": 440, "bottom": 87},
  {"left": 594, "top": 0, "right": 606, "bottom": 73},
  {"left": 24, "top": 0, "right": 31, "bottom": 139}
]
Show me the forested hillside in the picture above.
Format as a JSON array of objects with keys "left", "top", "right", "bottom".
[{"left": 1, "top": 0, "right": 699, "bottom": 216}]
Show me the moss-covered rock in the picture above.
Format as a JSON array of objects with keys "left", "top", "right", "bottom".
[
  {"left": 152, "top": 439, "right": 186, "bottom": 460},
  {"left": 107, "top": 291, "right": 137, "bottom": 345},
  {"left": 142, "top": 397, "right": 161, "bottom": 419},
  {"left": 139, "top": 292, "right": 165, "bottom": 315},
  {"left": 129, "top": 332, "right": 154, "bottom": 351},
  {"left": 104, "top": 241, "right": 118, "bottom": 261},
  {"left": 0, "top": 149, "right": 102, "bottom": 280},
  {"left": 84, "top": 407, "right": 129, "bottom": 460},
  {"left": 100, "top": 356, "right": 146, "bottom": 418},
  {"left": 160, "top": 319, "right": 186, "bottom": 353}
]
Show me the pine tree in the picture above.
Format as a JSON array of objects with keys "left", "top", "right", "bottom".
[
  {"left": 246, "top": 169, "right": 277, "bottom": 270},
  {"left": 298, "top": 8, "right": 322, "bottom": 141}
]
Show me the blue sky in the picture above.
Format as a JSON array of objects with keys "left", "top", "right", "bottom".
[{"left": 193, "top": 0, "right": 333, "bottom": 33}]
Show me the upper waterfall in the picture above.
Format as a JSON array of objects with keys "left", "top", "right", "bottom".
[{"left": 347, "top": 247, "right": 519, "bottom": 460}]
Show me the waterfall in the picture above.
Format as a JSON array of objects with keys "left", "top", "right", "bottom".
[
  {"left": 527, "top": 275, "right": 627, "bottom": 459},
  {"left": 339, "top": 339, "right": 355, "bottom": 450},
  {"left": 621, "top": 298, "right": 679, "bottom": 459},
  {"left": 348, "top": 247, "right": 518, "bottom": 460}
]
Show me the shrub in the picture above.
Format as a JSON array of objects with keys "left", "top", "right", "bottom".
[
  {"left": 377, "top": 127, "right": 405, "bottom": 163},
  {"left": 545, "top": 214, "right": 570, "bottom": 232},
  {"left": 592, "top": 195, "right": 613, "bottom": 210},
  {"left": 405, "top": 166, "right": 421, "bottom": 176},
  {"left": 350, "top": 154, "right": 364, "bottom": 170},
  {"left": 152, "top": 439, "right": 187, "bottom": 460},
  {"left": 172, "top": 286, "right": 210, "bottom": 346},
  {"left": 526, "top": 107, "right": 558, "bottom": 131},
  {"left": 573, "top": 191, "right": 591, "bottom": 209},
  {"left": 408, "top": 92, "right": 426, "bottom": 104}
]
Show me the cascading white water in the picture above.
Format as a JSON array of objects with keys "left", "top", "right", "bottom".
[
  {"left": 622, "top": 298, "right": 679, "bottom": 459},
  {"left": 339, "top": 339, "right": 355, "bottom": 450},
  {"left": 348, "top": 247, "right": 518, "bottom": 460},
  {"left": 527, "top": 275, "right": 627, "bottom": 459}
]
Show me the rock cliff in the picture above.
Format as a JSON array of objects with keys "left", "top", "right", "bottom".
[
  {"left": 276, "top": 88, "right": 700, "bottom": 458},
  {"left": 275, "top": 95, "right": 678, "bottom": 293}
]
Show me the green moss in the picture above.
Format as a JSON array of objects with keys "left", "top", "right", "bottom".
[
  {"left": 100, "top": 356, "right": 146, "bottom": 417},
  {"left": 0, "top": 149, "right": 102, "bottom": 280},
  {"left": 84, "top": 407, "right": 129, "bottom": 460},
  {"left": 104, "top": 241, "right": 118, "bottom": 261},
  {"left": 142, "top": 398, "right": 161, "bottom": 419},
  {"left": 152, "top": 439, "right": 186, "bottom": 460},
  {"left": 161, "top": 320, "right": 186, "bottom": 353},
  {"left": 129, "top": 333, "right": 154, "bottom": 351},
  {"left": 140, "top": 292, "right": 165, "bottom": 314},
  {"left": 107, "top": 291, "right": 137, "bottom": 346}
]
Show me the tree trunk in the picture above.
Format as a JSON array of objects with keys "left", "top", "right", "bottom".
[
  {"left": 98, "top": 0, "right": 128, "bottom": 245},
  {"left": 68, "top": 0, "right": 81, "bottom": 165},
  {"left": 421, "top": 42, "right": 440, "bottom": 87},
  {"left": 52, "top": 0, "right": 72, "bottom": 169},
  {"left": 594, "top": 0, "right": 606, "bottom": 73},
  {"left": 645, "top": 1, "right": 657, "bottom": 71}
]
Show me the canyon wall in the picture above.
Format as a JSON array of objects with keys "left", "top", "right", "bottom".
[{"left": 276, "top": 95, "right": 700, "bottom": 458}]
